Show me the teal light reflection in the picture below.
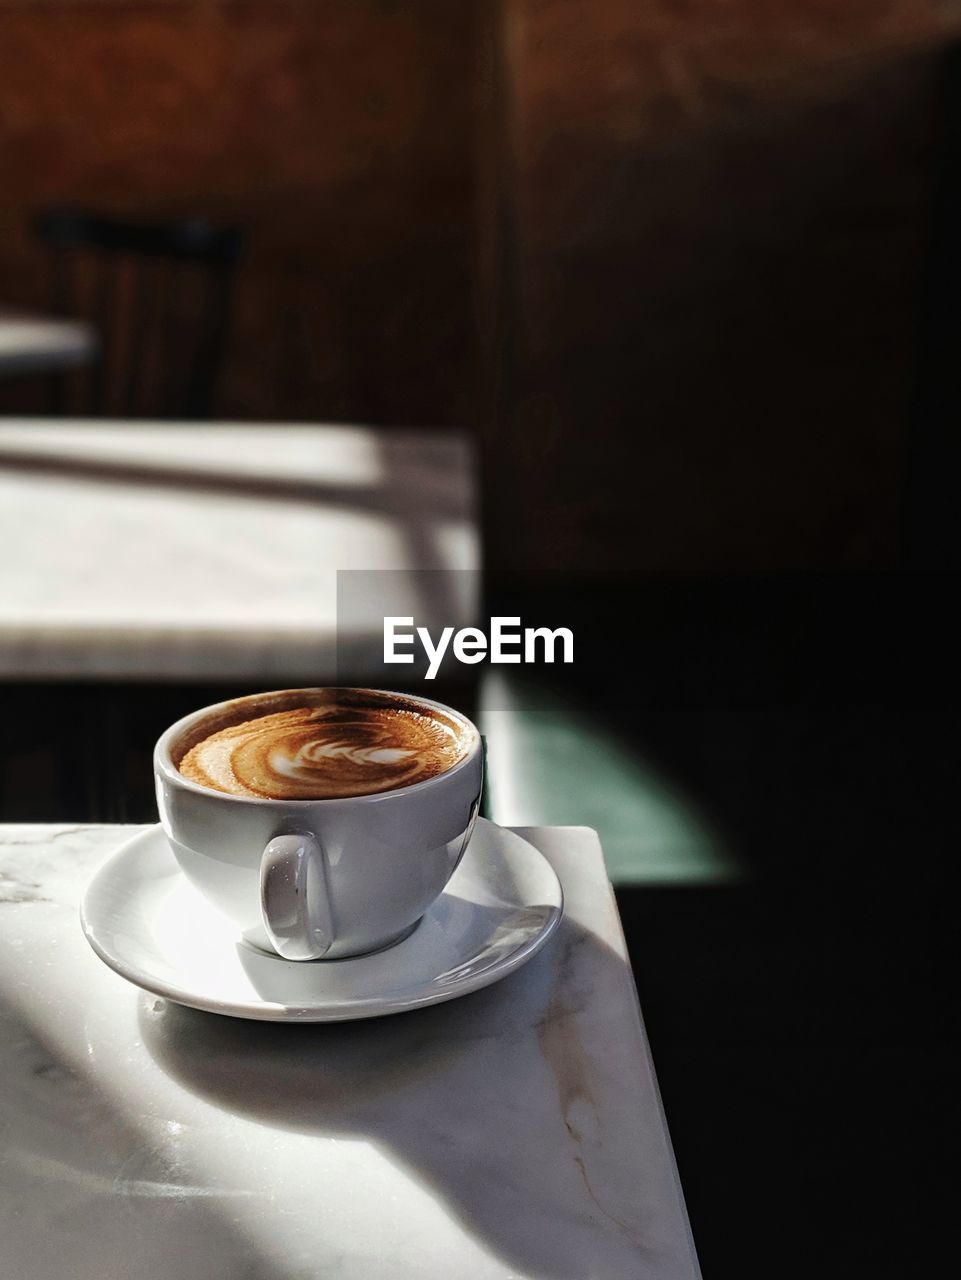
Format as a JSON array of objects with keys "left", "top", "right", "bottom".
[{"left": 479, "top": 673, "right": 740, "bottom": 887}]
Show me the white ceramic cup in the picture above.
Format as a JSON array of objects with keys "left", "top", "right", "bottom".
[{"left": 154, "top": 688, "right": 483, "bottom": 961}]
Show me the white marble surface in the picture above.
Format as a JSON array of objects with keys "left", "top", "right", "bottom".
[
  {"left": 0, "top": 310, "right": 95, "bottom": 375},
  {"left": 0, "top": 420, "right": 477, "bottom": 679},
  {"left": 0, "top": 824, "right": 699, "bottom": 1280}
]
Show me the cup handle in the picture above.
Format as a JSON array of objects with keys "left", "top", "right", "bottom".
[{"left": 260, "top": 832, "right": 334, "bottom": 961}]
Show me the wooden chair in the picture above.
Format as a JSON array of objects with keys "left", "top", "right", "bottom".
[{"left": 33, "top": 208, "right": 243, "bottom": 419}]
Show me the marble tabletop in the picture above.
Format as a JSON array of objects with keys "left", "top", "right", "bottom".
[
  {"left": 0, "top": 823, "right": 699, "bottom": 1280},
  {"left": 0, "top": 420, "right": 477, "bottom": 680},
  {"left": 0, "top": 310, "right": 96, "bottom": 376}
]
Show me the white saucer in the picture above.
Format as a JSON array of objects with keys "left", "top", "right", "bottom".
[{"left": 80, "top": 818, "right": 563, "bottom": 1022}]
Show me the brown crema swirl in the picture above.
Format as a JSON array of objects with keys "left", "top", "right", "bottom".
[{"left": 177, "top": 697, "right": 470, "bottom": 800}]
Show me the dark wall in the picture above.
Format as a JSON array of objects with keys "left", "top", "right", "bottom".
[
  {"left": 0, "top": 0, "right": 476, "bottom": 425},
  {"left": 482, "top": 0, "right": 961, "bottom": 573},
  {"left": 2, "top": 1, "right": 956, "bottom": 568}
]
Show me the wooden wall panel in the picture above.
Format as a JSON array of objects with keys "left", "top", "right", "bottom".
[
  {"left": 484, "top": 1, "right": 961, "bottom": 572},
  {"left": 3, "top": 1, "right": 958, "bottom": 569}
]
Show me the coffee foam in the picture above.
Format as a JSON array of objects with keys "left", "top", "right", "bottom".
[{"left": 176, "top": 690, "right": 472, "bottom": 800}]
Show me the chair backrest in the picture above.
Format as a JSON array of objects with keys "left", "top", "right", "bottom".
[{"left": 33, "top": 208, "right": 243, "bottom": 419}]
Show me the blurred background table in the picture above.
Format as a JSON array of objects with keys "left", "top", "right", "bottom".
[
  {"left": 0, "top": 822, "right": 699, "bottom": 1280},
  {"left": 0, "top": 418, "right": 477, "bottom": 821},
  {"left": 0, "top": 419, "right": 476, "bottom": 681},
  {"left": 0, "top": 310, "right": 95, "bottom": 378}
]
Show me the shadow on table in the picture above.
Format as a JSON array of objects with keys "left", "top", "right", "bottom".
[
  {"left": 140, "top": 916, "right": 667, "bottom": 1280},
  {"left": 231, "top": 895, "right": 561, "bottom": 1011},
  {"left": 0, "top": 440, "right": 467, "bottom": 520}
]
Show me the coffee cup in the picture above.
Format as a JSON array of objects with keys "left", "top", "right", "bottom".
[{"left": 154, "top": 688, "right": 483, "bottom": 961}]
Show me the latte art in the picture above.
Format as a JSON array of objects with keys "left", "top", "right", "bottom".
[{"left": 177, "top": 696, "right": 471, "bottom": 799}]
